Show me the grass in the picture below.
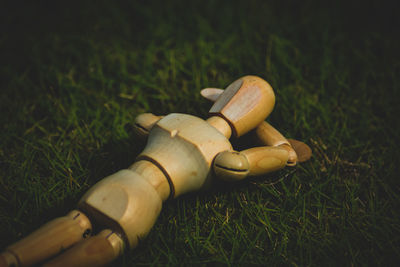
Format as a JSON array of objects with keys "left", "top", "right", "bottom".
[{"left": 1, "top": 0, "right": 399, "bottom": 265}]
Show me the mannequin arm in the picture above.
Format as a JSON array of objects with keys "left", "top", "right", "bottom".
[
  {"left": 254, "top": 121, "right": 297, "bottom": 166},
  {"left": 212, "top": 120, "right": 299, "bottom": 182},
  {"left": 256, "top": 121, "right": 312, "bottom": 163},
  {"left": 213, "top": 145, "right": 289, "bottom": 182},
  {"left": 133, "top": 113, "right": 163, "bottom": 139}
]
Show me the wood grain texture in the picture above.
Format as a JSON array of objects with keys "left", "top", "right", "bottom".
[
  {"left": 3, "top": 210, "right": 92, "bottom": 267},
  {"left": 242, "top": 146, "right": 289, "bottom": 176},
  {"left": 137, "top": 113, "right": 232, "bottom": 197},
  {"left": 78, "top": 169, "right": 163, "bottom": 249},
  {"left": 206, "top": 116, "right": 232, "bottom": 139},
  {"left": 129, "top": 160, "right": 171, "bottom": 201},
  {"left": 209, "top": 76, "right": 275, "bottom": 137},
  {"left": 200, "top": 88, "right": 224, "bottom": 102},
  {"left": 255, "top": 121, "right": 298, "bottom": 165},
  {"left": 213, "top": 151, "right": 250, "bottom": 181},
  {"left": 75, "top": 113, "right": 234, "bottom": 252},
  {"left": 43, "top": 229, "right": 124, "bottom": 267}
]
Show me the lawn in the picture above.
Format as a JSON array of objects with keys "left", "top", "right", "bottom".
[{"left": 1, "top": 0, "right": 399, "bottom": 266}]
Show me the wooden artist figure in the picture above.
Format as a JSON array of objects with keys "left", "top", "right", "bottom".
[{"left": 0, "top": 76, "right": 311, "bottom": 267}]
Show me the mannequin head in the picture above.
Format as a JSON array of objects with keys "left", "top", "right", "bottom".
[{"left": 208, "top": 76, "right": 275, "bottom": 137}]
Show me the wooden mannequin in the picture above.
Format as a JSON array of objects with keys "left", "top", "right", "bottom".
[{"left": 0, "top": 76, "right": 311, "bottom": 267}]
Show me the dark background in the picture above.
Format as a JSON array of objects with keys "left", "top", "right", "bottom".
[{"left": 1, "top": 0, "right": 399, "bottom": 266}]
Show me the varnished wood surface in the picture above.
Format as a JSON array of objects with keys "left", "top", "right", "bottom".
[
  {"left": 209, "top": 76, "right": 275, "bottom": 137},
  {"left": 242, "top": 146, "right": 289, "bottom": 176},
  {"left": 288, "top": 139, "right": 312, "bottom": 162},
  {"left": 78, "top": 169, "right": 163, "bottom": 249},
  {"left": 2, "top": 210, "right": 92, "bottom": 267},
  {"left": 43, "top": 229, "right": 124, "bottom": 267},
  {"left": 200, "top": 88, "right": 224, "bottom": 102},
  {"left": 213, "top": 150, "right": 250, "bottom": 181},
  {"left": 0, "top": 76, "right": 312, "bottom": 267},
  {"left": 137, "top": 113, "right": 232, "bottom": 197},
  {"left": 133, "top": 113, "right": 163, "bottom": 138},
  {"left": 255, "top": 121, "right": 298, "bottom": 165},
  {"left": 206, "top": 116, "right": 232, "bottom": 139}
]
